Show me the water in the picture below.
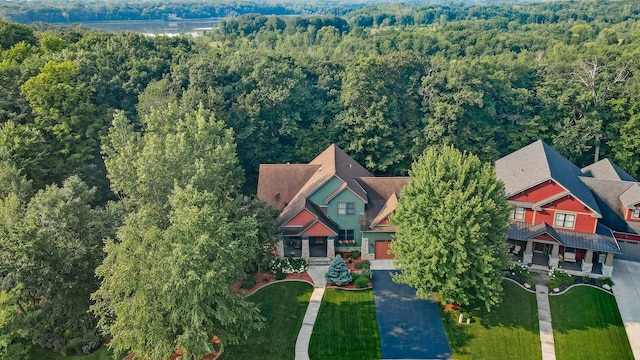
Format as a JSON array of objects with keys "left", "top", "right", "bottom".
[{"left": 53, "top": 18, "right": 223, "bottom": 36}]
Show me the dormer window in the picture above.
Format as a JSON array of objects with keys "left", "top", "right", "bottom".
[
  {"left": 633, "top": 209, "right": 640, "bottom": 219},
  {"left": 338, "top": 202, "right": 355, "bottom": 215},
  {"left": 554, "top": 213, "right": 576, "bottom": 228},
  {"left": 510, "top": 207, "right": 525, "bottom": 220}
]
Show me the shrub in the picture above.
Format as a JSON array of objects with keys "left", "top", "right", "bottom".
[
  {"left": 270, "top": 257, "right": 308, "bottom": 274},
  {"left": 349, "top": 250, "right": 361, "bottom": 259},
  {"left": 354, "top": 260, "right": 371, "bottom": 269},
  {"left": 360, "top": 269, "right": 372, "bottom": 279},
  {"left": 275, "top": 269, "right": 286, "bottom": 280},
  {"left": 325, "top": 257, "right": 352, "bottom": 285},
  {"left": 355, "top": 276, "right": 370, "bottom": 288},
  {"left": 512, "top": 264, "right": 535, "bottom": 287},
  {"left": 241, "top": 276, "right": 257, "bottom": 289},
  {"left": 581, "top": 276, "right": 591, "bottom": 283},
  {"left": 547, "top": 269, "right": 574, "bottom": 288},
  {"left": 596, "top": 277, "right": 614, "bottom": 286}
]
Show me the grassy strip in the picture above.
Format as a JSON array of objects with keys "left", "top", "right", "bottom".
[
  {"left": 308, "top": 289, "right": 381, "bottom": 360},
  {"left": 440, "top": 280, "right": 541, "bottom": 360},
  {"left": 222, "top": 281, "right": 313, "bottom": 360},
  {"left": 549, "top": 286, "right": 633, "bottom": 360},
  {"left": 27, "top": 346, "right": 113, "bottom": 360}
]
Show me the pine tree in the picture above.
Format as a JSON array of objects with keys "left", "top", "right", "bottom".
[{"left": 325, "top": 256, "right": 353, "bottom": 286}]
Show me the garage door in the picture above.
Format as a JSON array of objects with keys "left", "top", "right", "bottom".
[
  {"left": 618, "top": 240, "right": 640, "bottom": 261},
  {"left": 375, "top": 240, "right": 394, "bottom": 259}
]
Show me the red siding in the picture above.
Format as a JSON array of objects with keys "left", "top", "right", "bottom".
[
  {"left": 625, "top": 208, "right": 640, "bottom": 222},
  {"left": 614, "top": 232, "right": 640, "bottom": 242},
  {"left": 532, "top": 233, "right": 559, "bottom": 243},
  {"left": 302, "top": 221, "right": 335, "bottom": 236},
  {"left": 545, "top": 195, "right": 594, "bottom": 214},
  {"left": 534, "top": 210, "right": 596, "bottom": 233},
  {"left": 524, "top": 208, "right": 534, "bottom": 223},
  {"left": 509, "top": 181, "right": 564, "bottom": 202},
  {"left": 284, "top": 209, "right": 314, "bottom": 227}
]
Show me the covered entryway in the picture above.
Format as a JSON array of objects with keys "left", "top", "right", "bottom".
[
  {"left": 375, "top": 240, "right": 394, "bottom": 259},
  {"left": 309, "top": 236, "right": 327, "bottom": 257}
]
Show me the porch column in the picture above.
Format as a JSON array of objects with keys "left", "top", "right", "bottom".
[
  {"left": 581, "top": 249, "right": 593, "bottom": 273},
  {"left": 602, "top": 252, "right": 614, "bottom": 276},
  {"left": 523, "top": 241, "right": 534, "bottom": 265},
  {"left": 549, "top": 244, "right": 560, "bottom": 268},
  {"left": 361, "top": 238, "right": 374, "bottom": 261},
  {"left": 301, "top": 237, "right": 310, "bottom": 259},
  {"left": 276, "top": 239, "right": 284, "bottom": 258},
  {"left": 327, "top": 237, "right": 335, "bottom": 259}
]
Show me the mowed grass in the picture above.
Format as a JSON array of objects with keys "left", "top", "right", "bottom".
[
  {"left": 441, "top": 280, "right": 541, "bottom": 360},
  {"left": 308, "top": 288, "right": 381, "bottom": 360},
  {"left": 27, "top": 346, "right": 113, "bottom": 360},
  {"left": 221, "top": 281, "right": 313, "bottom": 360},
  {"left": 549, "top": 286, "right": 633, "bottom": 360}
]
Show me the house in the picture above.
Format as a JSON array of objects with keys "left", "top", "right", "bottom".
[
  {"left": 257, "top": 144, "right": 408, "bottom": 263},
  {"left": 258, "top": 141, "right": 639, "bottom": 275},
  {"left": 496, "top": 140, "right": 635, "bottom": 276}
]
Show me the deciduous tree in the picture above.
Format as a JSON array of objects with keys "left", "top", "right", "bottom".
[{"left": 391, "top": 145, "right": 510, "bottom": 311}]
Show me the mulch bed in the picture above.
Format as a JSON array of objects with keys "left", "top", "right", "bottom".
[{"left": 231, "top": 271, "right": 314, "bottom": 295}]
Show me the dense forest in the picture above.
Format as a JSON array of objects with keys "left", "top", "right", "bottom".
[{"left": 2, "top": 0, "right": 640, "bottom": 358}]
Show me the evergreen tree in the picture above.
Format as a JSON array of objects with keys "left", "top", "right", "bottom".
[
  {"left": 391, "top": 145, "right": 510, "bottom": 312},
  {"left": 325, "top": 256, "right": 352, "bottom": 286}
]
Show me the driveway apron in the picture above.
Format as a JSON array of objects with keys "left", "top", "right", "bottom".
[
  {"left": 612, "top": 259, "right": 640, "bottom": 360},
  {"left": 372, "top": 270, "right": 452, "bottom": 359}
]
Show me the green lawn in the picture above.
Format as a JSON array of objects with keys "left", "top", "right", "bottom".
[
  {"left": 308, "top": 288, "right": 381, "bottom": 360},
  {"left": 27, "top": 346, "right": 113, "bottom": 360},
  {"left": 221, "top": 281, "right": 313, "bottom": 360},
  {"left": 440, "top": 280, "right": 541, "bottom": 360},
  {"left": 549, "top": 286, "right": 633, "bottom": 360}
]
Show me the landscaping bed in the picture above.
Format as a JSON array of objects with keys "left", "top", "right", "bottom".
[
  {"left": 439, "top": 280, "right": 541, "bottom": 360},
  {"left": 221, "top": 282, "right": 314, "bottom": 360},
  {"left": 308, "top": 288, "right": 381, "bottom": 360},
  {"left": 549, "top": 286, "right": 633, "bottom": 360}
]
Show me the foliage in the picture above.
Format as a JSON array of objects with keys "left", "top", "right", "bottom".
[
  {"left": 92, "top": 107, "right": 263, "bottom": 359},
  {"left": 308, "top": 289, "right": 381, "bottom": 360},
  {"left": 354, "top": 277, "right": 370, "bottom": 288},
  {"left": 547, "top": 270, "right": 575, "bottom": 289},
  {"left": 550, "top": 286, "right": 633, "bottom": 360},
  {"left": 240, "top": 277, "right": 258, "bottom": 290},
  {"left": 325, "top": 257, "right": 352, "bottom": 286},
  {"left": 270, "top": 257, "right": 308, "bottom": 275},
  {"left": 596, "top": 277, "right": 614, "bottom": 286},
  {"left": 392, "top": 145, "right": 511, "bottom": 311},
  {"left": 223, "top": 282, "right": 313, "bottom": 360},
  {"left": 439, "top": 280, "right": 541, "bottom": 360},
  {"left": 348, "top": 250, "right": 361, "bottom": 259},
  {"left": 0, "top": 176, "right": 116, "bottom": 355},
  {"left": 353, "top": 260, "right": 370, "bottom": 269},
  {"left": 511, "top": 264, "right": 535, "bottom": 287}
]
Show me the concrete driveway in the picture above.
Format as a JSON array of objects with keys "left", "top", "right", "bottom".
[
  {"left": 612, "top": 259, "right": 640, "bottom": 359},
  {"left": 372, "top": 270, "right": 452, "bottom": 359}
]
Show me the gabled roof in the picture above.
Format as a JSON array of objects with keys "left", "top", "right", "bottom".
[
  {"left": 257, "top": 164, "right": 319, "bottom": 211},
  {"left": 507, "top": 222, "right": 621, "bottom": 253},
  {"left": 620, "top": 183, "right": 640, "bottom": 209},
  {"left": 495, "top": 140, "right": 601, "bottom": 216},
  {"left": 581, "top": 158, "right": 637, "bottom": 182},
  {"left": 258, "top": 144, "right": 373, "bottom": 228},
  {"left": 579, "top": 176, "right": 640, "bottom": 234},
  {"left": 356, "top": 177, "right": 410, "bottom": 231}
]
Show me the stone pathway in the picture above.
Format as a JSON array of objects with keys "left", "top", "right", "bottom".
[
  {"left": 294, "top": 265, "right": 328, "bottom": 360},
  {"left": 535, "top": 284, "right": 556, "bottom": 360}
]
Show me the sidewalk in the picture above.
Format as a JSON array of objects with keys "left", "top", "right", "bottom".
[
  {"left": 535, "top": 284, "right": 556, "bottom": 360},
  {"left": 612, "top": 259, "right": 640, "bottom": 360},
  {"left": 295, "top": 265, "right": 328, "bottom": 360}
]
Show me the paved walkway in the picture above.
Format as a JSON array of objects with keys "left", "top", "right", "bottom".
[
  {"left": 612, "top": 259, "right": 640, "bottom": 360},
  {"left": 294, "top": 265, "right": 328, "bottom": 360},
  {"left": 535, "top": 284, "right": 556, "bottom": 360}
]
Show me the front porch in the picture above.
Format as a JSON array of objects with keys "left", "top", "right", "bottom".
[
  {"left": 509, "top": 240, "right": 612, "bottom": 277},
  {"left": 278, "top": 236, "right": 336, "bottom": 261}
]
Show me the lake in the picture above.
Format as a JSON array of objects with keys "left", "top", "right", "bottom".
[{"left": 53, "top": 18, "right": 224, "bottom": 36}]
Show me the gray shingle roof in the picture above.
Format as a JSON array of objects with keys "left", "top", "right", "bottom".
[
  {"left": 620, "top": 183, "right": 640, "bottom": 208},
  {"left": 582, "top": 158, "right": 637, "bottom": 182},
  {"left": 579, "top": 177, "right": 640, "bottom": 234},
  {"left": 507, "top": 221, "right": 620, "bottom": 253},
  {"left": 495, "top": 140, "right": 601, "bottom": 216}
]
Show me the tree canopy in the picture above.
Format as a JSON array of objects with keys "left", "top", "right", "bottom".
[{"left": 391, "top": 145, "right": 511, "bottom": 312}]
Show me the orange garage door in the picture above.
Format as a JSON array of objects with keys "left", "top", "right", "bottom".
[{"left": 375, "top": 240, "right": 394, "bottom": 259}]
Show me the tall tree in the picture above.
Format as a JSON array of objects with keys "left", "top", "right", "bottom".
[
  {"left": 93, "top": 107, "right": 264, "bottom": 359},
  {"left": 391, "top": 145, "right": 510, "bottom": 311}
]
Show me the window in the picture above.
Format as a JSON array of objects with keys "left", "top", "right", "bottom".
[
  {"left": 554, "top": 213, "right": 576, "bottom": 228},
  {"left": 338, "top": 229, "right": 355, "bottom": 241},
  {"left": 510, "top": 207, "right": 525, "bottom": 220},
  {"left": 633, "top": 209, "right": 640, "bottom": 219},
  {"left": 338, "top": 202, "right": 355, "bottom": 215}
]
